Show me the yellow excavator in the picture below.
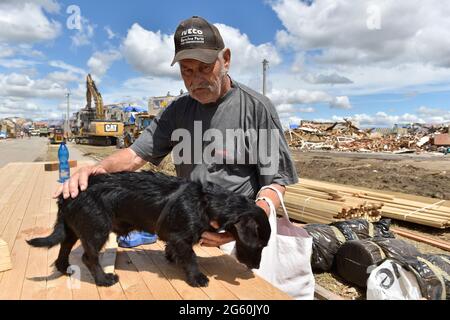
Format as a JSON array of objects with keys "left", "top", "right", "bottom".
[{"left": 73, "top": 74, "right": 124, "bottom": 146}]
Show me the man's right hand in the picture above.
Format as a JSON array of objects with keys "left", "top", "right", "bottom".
[{"left": 53, "top": 165, "right": 107, "bottom": 199}]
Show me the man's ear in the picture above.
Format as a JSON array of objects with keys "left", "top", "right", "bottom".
[
  {"left": 222, "top": 48, "right": 231, "bottom": 71},
  {"left": 234, "top": 216, "right": 259, "bottom": 244}
]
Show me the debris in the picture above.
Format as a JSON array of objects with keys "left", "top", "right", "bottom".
[{"left": 285, "top": 119, "right": 449, "bottom": 153}]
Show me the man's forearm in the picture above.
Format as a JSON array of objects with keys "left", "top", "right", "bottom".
[
  {"left": 255, "top": 183, "right": 286, "bottom": 216},
  {"left": 98, "top": 148, "right": 147, "bottom": 173}
]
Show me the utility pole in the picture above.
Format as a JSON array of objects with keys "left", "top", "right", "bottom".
[
  {"left": 66, "top": 91, "right": 70, "bottom": 139},
  {"left": 262, "top": 59, "right": 269, "bottom": 96}
]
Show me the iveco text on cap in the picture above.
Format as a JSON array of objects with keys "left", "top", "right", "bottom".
[{"left": 171, "top": 16, "right": 225, "bottom": 66}]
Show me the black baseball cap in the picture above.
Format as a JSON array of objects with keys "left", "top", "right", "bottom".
[{"left": 171, "top": 16, "right": 225, "bottom": 66}]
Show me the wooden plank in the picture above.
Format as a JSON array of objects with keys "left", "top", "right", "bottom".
[
  {"left": 96, "top": 273, "right": 126, "bottom": 300},
  {"left": 0, "top": 165, "right": 41, "bottom": 299},
  {"left": 46, "top": 184, "right": 73, "bottom": 300},
  {"left": 0, "top": 164, "right": 22, "bottom": 202},
  {"left": 114, "top": 249, "right": 154, "bottom": 300},
  {"left": 195, "top": 245, "right": 292, "bottom": 300},
  {"left": 391, "top": 227, "right": 450, "bottom": 252},
  {"left": 141, "top": 241, "right": 209, "bottom": 300},
  {"left": 68, "top": 244, "right": 101, "bottom": 300},
  {"left": 21, "top": 170, "right": 54, "bottom": 300},
  {"left": 123, "top": 246, "right": 182, "bottom": 300},
  {"left": 0, "top": 238, "right": 12, "bottom": 272},
  {"left": 154, "top": 241, "right": 238, "bottom": 300},
  {"left": 314, "top": 284, "right": 346, "bottom": 300},
  {"left": 0, "top": 165, "right": 34, "bottom": 234},
  {"left": 44, "top": 160, "right": 78, "bottom": 172}
]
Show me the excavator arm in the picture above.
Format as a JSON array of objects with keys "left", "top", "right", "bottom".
[{"left": 86, "top": 74, "right": 104, "bottom": 120}]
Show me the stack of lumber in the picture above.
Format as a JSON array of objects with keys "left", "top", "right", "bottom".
[
  {"left": 368, "top": 197, "right": 449, "bottom": 229},
  {"left": 285, "top": 179, "right": 450, "bottom": 229},
  {"left": 284, "top": 181, "right": 383, "bottom": 224}
]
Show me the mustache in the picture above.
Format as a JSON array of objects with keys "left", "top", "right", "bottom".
[{"left": 190, "top": 83, "right": 213, "bottom": 91}]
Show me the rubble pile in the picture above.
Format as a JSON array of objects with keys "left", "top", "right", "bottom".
[{"left": 286, "top": 120, "right": 450, "bottom": 153}]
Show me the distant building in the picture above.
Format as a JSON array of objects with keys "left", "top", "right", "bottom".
[{"left": 148, "top": 93, "right": 179, "bottom": 117}]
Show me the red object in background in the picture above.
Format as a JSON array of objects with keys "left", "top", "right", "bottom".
[{"left": 433, "top": 133, "right": 450, "bottom": 146}]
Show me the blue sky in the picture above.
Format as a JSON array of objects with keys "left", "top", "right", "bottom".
[{"left": 1, "top": 0, "right": 450, "bottom": 127}]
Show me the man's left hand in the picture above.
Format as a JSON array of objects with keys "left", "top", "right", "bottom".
[
  {"left": 200, "top": 220, "right": 234, "bottom": 247},
  {"left": 255, "top": 199, "right": 271, "bottom": 217}
]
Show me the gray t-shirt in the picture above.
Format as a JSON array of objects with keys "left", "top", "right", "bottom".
[{"left": 131, "top": 78, "right": 298, "bottom": 199}]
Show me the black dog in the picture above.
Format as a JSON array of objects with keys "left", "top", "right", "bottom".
[{"left": 27, "top": 171, "right": 271, "bottom": 287}]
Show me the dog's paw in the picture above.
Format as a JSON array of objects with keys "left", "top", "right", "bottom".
[
  {"left": 96, "top": 273, "right": 119, "bottom": 287},
  {"left": 54, "top": 259, "right": 70, "bottom": 275},
  {"left": 187, "top": 273, "right": 209, "bottom": 287}
]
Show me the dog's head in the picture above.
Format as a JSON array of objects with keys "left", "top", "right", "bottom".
[
  {"left": 229, "top": 206, "right": 271, "bottom": 270},
  {"left": 201, "top": 182, "right": 271, "bottom": 269}
]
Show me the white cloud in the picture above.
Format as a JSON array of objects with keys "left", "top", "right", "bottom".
[
  {"left": 291, "top": 53, "right": 305, "bottom": 73},
  {"left": 273, "top": 0, "right": 450, "bottom": 67},
  {"left": 0, "top": 59, "right": 39, "bottom": 69},
  {"left": 298, "top": 106, "right": 316, "bottom": 113},
  {"left": 330, "top": 96, "right": 351, "bottom": 109},
  {"left": 121, "top": 23, "right": 177, "bottom": 78},
  {"left": 347, "top": 112, "right": 425, "bottom": 127},
  {"left": 417, "top": 106, "right": 444, "bottom": 117},
  {"left": 102, "top": 76, "right": 185, "bottom": 105},
  {"left": 271, "top": 0, "right": 450, "bottom": 95},
  {"left": 0, "top": 97, "right": 67, "bottom": 120},
  {"left": 328, "top": 110, "right": 450, "bottom": 127},
  {"left": 48, "top": 60, "right": 86, "bottom": 75},
  {"left": 215, "top": 23, "right": 281, "bottom": 76},
  {"left": 121, "top": 22, "right": 282, "bottom": 80},
  {"left": 275, "top": 103, "right": 316, "bottom": 126},
  {"left": 0, "top": 72, "right": 68, "bottom": 100},
  {"left": 303, "top": 72, "right": 353, "bottom": 84},
  {"left": 87, "top": 50, "right": 122, "bottom": 79},
  {"left": 0, "top": 45, "right": 15, "bottom": 58},
  {"left": 276, "top": 103, "right": 315, "bottom": 114},
  {"left": 46, "top": 71, "right": 80, "bottom": 84},
  {"left": 71, "top": 17, "right": 95, "bottom": 47},
  {"left": 104, "top": 26, "right": 117, "bottom": 40},
  {"left": 416, "top": 106, "right": 450, "bottom": 122},
  {"left": 268, "top": 88, "right": 351, "bottom": 109},
  {"left": 0, "top": 1, "right": 61, "bottom": 43}
]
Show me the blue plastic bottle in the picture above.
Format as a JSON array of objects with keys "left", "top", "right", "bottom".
[{"left": 58, "top": 141, "right": 70, "bottom": 183}]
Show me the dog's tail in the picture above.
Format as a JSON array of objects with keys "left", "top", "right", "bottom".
[{"left": 27, "top": 208, "right": 66, "bottom": 248}]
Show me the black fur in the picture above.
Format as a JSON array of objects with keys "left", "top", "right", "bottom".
[{"left": 27, "top": 171, "right": 271, "bottom": 287}]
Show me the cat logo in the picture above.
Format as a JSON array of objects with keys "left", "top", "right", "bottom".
[{"left": 104, "top": 124, "right": 118, "bottom": 132}]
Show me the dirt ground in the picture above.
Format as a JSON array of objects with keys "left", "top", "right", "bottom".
[{"left": 292, "top": 150, "right": 450, "bottom": 200}]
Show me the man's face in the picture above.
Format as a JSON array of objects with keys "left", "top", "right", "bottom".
[{"left": 179, "top": 54, "right": 229, "bottom": 104}]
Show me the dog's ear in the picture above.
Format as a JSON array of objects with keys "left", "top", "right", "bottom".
[{"left": 234, "top": 215, "right": 260, "bottom": 245}]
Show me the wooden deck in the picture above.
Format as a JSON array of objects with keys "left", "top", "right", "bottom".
[{"left": 0, "top": 162, "right": 291, "bottom": 300}]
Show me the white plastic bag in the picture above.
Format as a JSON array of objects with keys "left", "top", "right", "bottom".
[
  {"left": 221, "top": 186, "right": 315, "bottom": 300},
  {"left": 367, "top": 259, "right": 423, "bottom": 300}
]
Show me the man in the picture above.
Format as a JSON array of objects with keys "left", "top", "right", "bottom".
[{"left": 54, "top": 16, "right": 298, "bottom": 248}]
